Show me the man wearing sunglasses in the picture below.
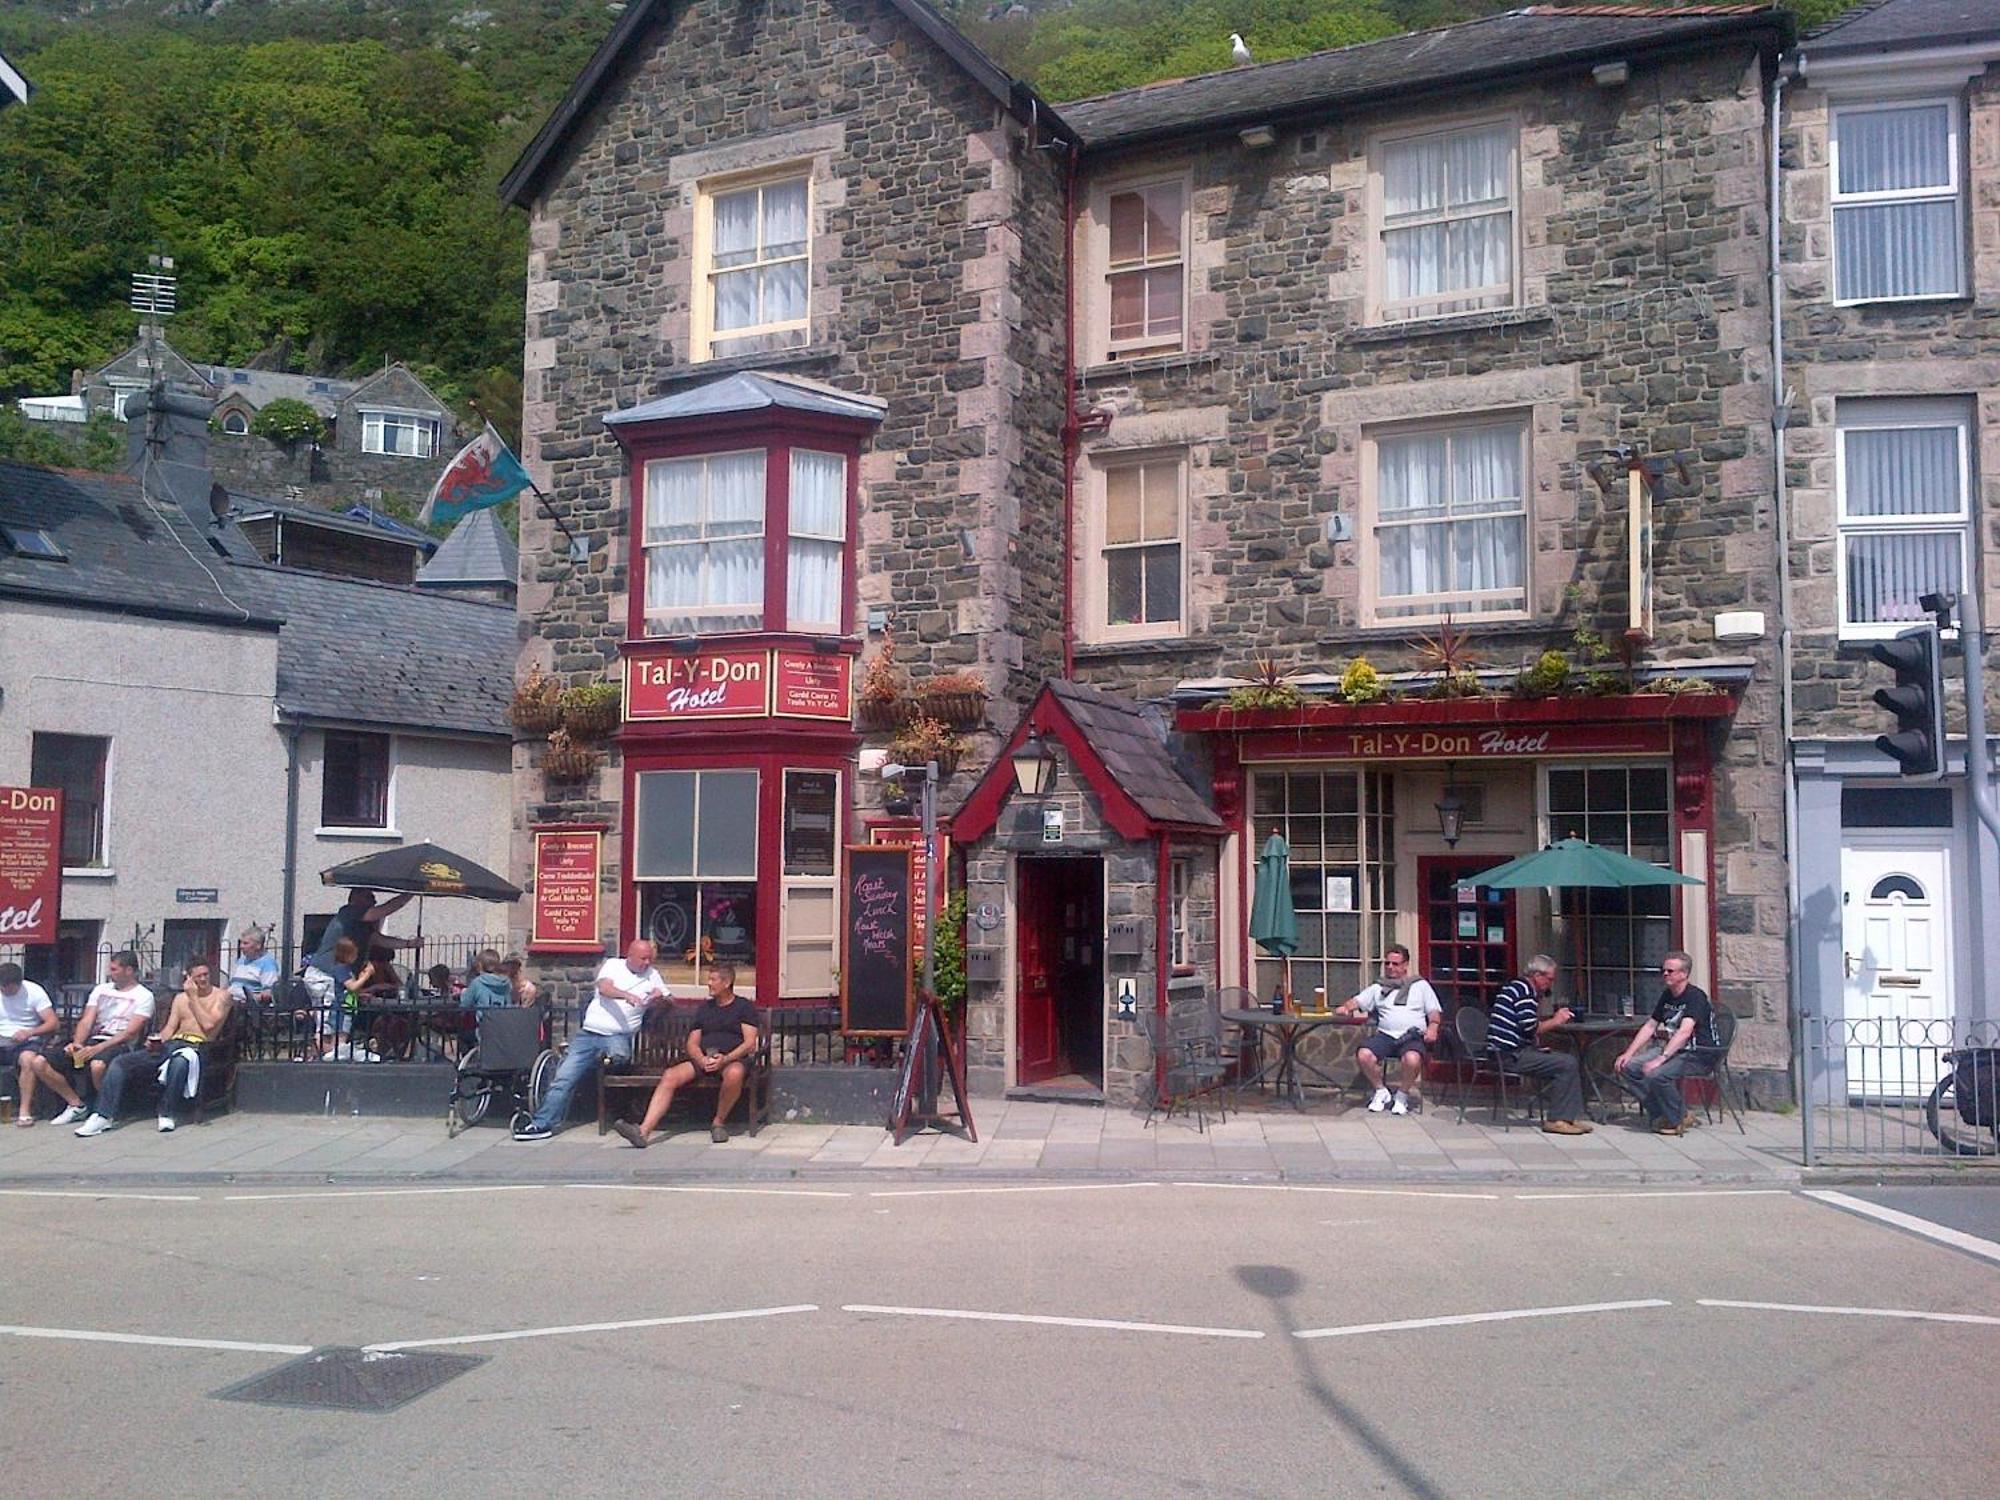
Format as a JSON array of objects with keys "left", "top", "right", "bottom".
[{"left": 1612, "top": 951, "right": 1718, "bottom": 1135}]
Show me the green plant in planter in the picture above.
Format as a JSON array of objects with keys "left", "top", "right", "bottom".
[
  {"left": 1339, "top": 656, "right": 1386, "bottom": 704},
  {"left": 1225, "top": 656, "right": 1306, "bottom": 711},
  {"left": 250, "top": 398, "right": 326, "bottom": 447},
  {"left": 558, "top": 680, "right": 622, "bottom": 737},
  {"left": 1516, "top": 649, "right": 1571, "bottom": 698},
  {"left": 930, "top": 890, "right": 968, "bottom": 1019}
]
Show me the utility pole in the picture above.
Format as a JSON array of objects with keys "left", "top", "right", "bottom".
[{"left": 1952, "top": 588, "right": 1999, "bottom": 1027}]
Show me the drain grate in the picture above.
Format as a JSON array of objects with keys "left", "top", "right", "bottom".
[{"left": 213, "top": 1346, "right": 486, "bottom": 1412}]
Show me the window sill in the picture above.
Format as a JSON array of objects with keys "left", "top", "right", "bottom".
[
  {"left": 1344, "top": 307, "right": 1553, "bottom": 346},
  {"left": 1830, "top": 294, "right": 1972, "bottom": 311},
  {"left": 1074, "top": 637, "right": 1223, "bottom": 662},
  {"left": 1079, "top": 350, "right": 1221, "bottom": 382},
  {"left": 1314, "top": 619, "right": 1549, "bottom": 650},
  {"left": 315, "top": 827, "right": 402, "bottom": 841},
  {"left": 652, "top": 345, "right": 841, "bottom": 391},
  {"left": 62, "top": 867, "right": 116, "bottom": 881}
]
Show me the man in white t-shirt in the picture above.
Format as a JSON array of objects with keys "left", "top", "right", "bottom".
[
  {"left": 47, "top": 951, "right": 156, "bottom": 1125},
  {"left": 2, "top": 962, "right": 60, "bottom": 1125},
  {"left": 1336, "top": 943, "right": 1442, "bottom": 1116},
  {"left": 513, "top": 939, "right": 670, "bottom": 1141}
]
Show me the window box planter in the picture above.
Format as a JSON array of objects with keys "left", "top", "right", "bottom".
[
  {"left": 857, "top": 697, "right": 913, "bottom": 731},
  {"left": 559, "top": 682, "right": 623, "bottom": 739}
]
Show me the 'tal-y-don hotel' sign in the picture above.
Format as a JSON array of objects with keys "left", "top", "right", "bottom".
[{"left": 625, "top": 647, "right": 770, "bottom": 720}]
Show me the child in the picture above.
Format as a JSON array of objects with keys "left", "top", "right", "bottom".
[{"left": 462, "top": 950, "right": 514, "bottom": 1010}]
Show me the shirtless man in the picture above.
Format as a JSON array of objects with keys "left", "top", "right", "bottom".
[{"left": 75, "top": 961, "right": 235, "bottom": 1136}]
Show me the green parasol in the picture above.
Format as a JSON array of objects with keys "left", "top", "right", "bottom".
[{"left": 1462, "top": 838, "right": 1702, "bottom": 890}]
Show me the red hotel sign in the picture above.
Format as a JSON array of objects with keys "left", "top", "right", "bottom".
[
  {"left": 530, "top": 825, "right": 606, "bottom": 953},
  {"left": 1244, "top": 721, "right": 1669, "bottom": 762},
  {"left": 0, "top": 785, "right": 63, "bottom": 944},
  {"left": 625, "top": 647, "right": 769, "bottom": 721},
  {"left": 773, "top": 651, "right": 852, "bottom": 720}
]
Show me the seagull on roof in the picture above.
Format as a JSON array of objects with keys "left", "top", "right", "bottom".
[{"left": 1230, "top": 33, "right": 1253, "bottom": 65}]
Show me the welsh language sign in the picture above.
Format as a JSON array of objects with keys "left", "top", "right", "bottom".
[
  {"left": 530, "top": 825, "right": 605, "bottom": 953},
  {"left": 772, "top": 650, "right": 852, "bottom": 720},
  {"left": 625, "top": 646, "right": 770, "bottom": 720},
  {"left": 0, "top": 785, "right": 63, "bottom": 944}
]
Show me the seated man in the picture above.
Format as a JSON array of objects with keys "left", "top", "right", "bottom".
[
  {"left": 614, "top": 962, "right": 759, "bottom": 1148},
  {"left": 513, "top": 939, "right": 669, "bottom": 1141},
  {"left": 1613, "top": 950, "right": 1719, "bottom": 1136},
  {"left": 1335, "top": 943, "right": 1441, "bottom": 1116},
  {"left": 1488, "top": 954, "right": 1593, "bottom": 1136},
  {"left": 2, "top": 962, "right": 60, "bottom": 1126},
  {"left": 39, "top": 951, "right": 154, "bottom": 1125},
  {"left": 227, "top": 929, "right": 280, "bottom": 1007},
  {"left": 75, "top": 959, "right": 234, "bottom": 1136}
]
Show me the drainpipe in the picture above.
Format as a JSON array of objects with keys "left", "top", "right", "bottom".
[
  {"left": 1061, "top": 146, "right": 1079, "bottom": 681},
  {"left": 1155, "top": 830, "right": 1172, "bottom": 1102},
  {"left": 1768, "top": 51, "right": 1805, "bottom": 1083},
  {"left": 280, "top": 721, "right": 302, "bottom": 978}
]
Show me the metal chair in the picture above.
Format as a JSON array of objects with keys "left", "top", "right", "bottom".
[
  {"left": 1140, "top": 1006, "right": 1231, "bottom": 1133},
  {"left": 1684, "top": 1007, "right": 1746, "bottom": 1133},
  {"left": 1211, "top": 985, "right": 1260, "bottom": 1087},
  {"left": 1452, "top": 1006, "right": 1541, "bottom": 1130}
]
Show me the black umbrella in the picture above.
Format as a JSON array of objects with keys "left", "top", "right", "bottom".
[{"left": 320, "top": 843, "right": 522, "bottom": 993}]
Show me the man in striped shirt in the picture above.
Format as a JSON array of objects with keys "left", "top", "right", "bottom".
[{"left": 1487, "top": 954, "right": 1592, "bottom": 1135}]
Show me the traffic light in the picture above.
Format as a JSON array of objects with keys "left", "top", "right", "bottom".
[{"left": 1870, "top": 623, "right": 1944, "bottom": 778}]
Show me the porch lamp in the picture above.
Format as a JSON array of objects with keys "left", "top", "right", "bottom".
[
  {"left": 1435, "top": 763, "right": 1466, "bottom": 848},
  {"left": 1010, "top": 729, "right": 1059, "bottom": 798}
]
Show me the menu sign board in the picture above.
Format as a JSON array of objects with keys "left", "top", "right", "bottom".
[
  {"left": 0, "top": 786, "right": 62, "bottom": 944},
  {"left": 773, "top": 650, "right": 852, "bottom": 720},
  {"left": 529, "top": 825, "right": 605, "bottom": 953},
  {"left": 625, "top": 647, "right": 769, "bottom": 721},
  {"left": 842, "top": 844, "right": 913, "bottom": 1036}
]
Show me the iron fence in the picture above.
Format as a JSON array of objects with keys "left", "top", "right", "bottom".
[{"left": 1797, "top": 1012, "right": 2000, "bottom": 1165}]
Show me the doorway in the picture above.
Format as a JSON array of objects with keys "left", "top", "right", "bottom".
[
  {"left": 1840, "top": 839, "right": 1953, "bottom": 1099},
  {"left": 1417, "top": 855, "right": 1517, "bottom": 1020},
  {"left": 1016, "top": 857, "right": 1104, "bottom": 1088}
]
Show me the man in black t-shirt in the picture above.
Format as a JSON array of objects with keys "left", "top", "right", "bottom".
[
  {"left": 1612, "top": 950, "right": 1720, "bottom": 1134},
  {"left": 614, "top": 963, "right": 760, "bottom": 1147}
]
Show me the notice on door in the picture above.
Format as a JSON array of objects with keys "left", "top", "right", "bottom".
[
  {"left": 530, "top": 825, "right": 606, "bottom": 953},
  {"left": 0, "top": 786, "right": 62, "bottom": 945}
]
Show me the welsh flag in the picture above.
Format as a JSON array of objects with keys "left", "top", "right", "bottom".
[{"left": 419, "top": 423, "right": 533, "bottom": 528}]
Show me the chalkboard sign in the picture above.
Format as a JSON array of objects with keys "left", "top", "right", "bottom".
[{"left": 842, "top": 844, "right": 913, "bottom": 1036}]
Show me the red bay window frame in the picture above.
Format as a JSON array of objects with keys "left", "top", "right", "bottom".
[{"left": 615, "top": 408, "right": 866, "bottom": 644}]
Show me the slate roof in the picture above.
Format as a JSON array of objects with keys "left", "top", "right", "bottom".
[
  {"left": 0, "top": 457, "right": 279, "bottom": 630},
  {"left": 204, "top": 365, "right": 357, "bottom": 417},
  {"left": 231, "top": 497, "right": 437, "bottom": 555},
  {"left": 1061, "top": 7, "right": 1789, "bottom": 149},
  {"left": 225, "top": 563, "right": 515, "bottom": 739},
  {"left": 1046, "top": 679, "right": 1222, "bottom": 831},
  {"left": 417, "top": 508, "right": 519, "bottom": 588},
  {"left": 1809, "top": 0, "right": 2000, "bottom": 52},
  {"left": 603, "top": 370, "right": 889, "bottom": 428}
]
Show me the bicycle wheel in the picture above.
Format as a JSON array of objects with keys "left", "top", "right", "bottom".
[
  {"left": 451, "top": 1047, "right": 492, "bottom": 1132},
  {"left": 1925, "top": 1073, "right": 1999, "bottom": 1157}
]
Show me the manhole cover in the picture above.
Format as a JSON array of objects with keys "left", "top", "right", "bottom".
[{"left": 213, "top": 1347, "right": 485, "bottom": 1412}]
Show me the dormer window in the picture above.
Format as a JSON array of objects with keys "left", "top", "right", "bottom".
[
  {"left": 361, "top": 409, "right": 440, "bottom": 458},
  {"left": 221, "top": 410, "right": 250, "bottom": 435}
]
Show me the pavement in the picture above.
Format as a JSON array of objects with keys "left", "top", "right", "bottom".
[{"left": 0, "top": 1093, "right": 1819, "bottom": 1188}]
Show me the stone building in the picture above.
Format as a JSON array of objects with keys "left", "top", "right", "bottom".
[
  {"left": 1777, "top": 0, "right": 2000, "bottom": 1072},
  {"left": 503, "top": 0, "right": 1801, "bottom": 1103}
]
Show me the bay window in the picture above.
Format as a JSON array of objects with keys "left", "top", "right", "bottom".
[
  {"left": 634, "top": 768, "right": 760, "bottom": 991},
  {"left": 1837, "top": 399, "right": 1970, "bottom": 638},
  {"left": 1377, "top": 120, "right": 1515, "bottom": 322},
  {"left": 361, "top": 410, "right": 440, "bottom": 458},
  {"left": 1832, "top": 101, "right": 1964, "bottom": 303},
  {"left": 1367, "top": 418, "right": 1528, "bottom": 623},
  {"left": 787, "top": 450, "right": 846, "bottom": 634},
  {"left": 697, "top": 172, "right": 810, "bottom": 361}
]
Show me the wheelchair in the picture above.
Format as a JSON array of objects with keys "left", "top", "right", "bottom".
[{"left": 448, "top": 1005, "right": 560, "bottom": 1136}]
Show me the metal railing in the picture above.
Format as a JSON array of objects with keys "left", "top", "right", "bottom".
[{"left": 1797, "top": 1012, "right": 2000, "bottom": 1165}]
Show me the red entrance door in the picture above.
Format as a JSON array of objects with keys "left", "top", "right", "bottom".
[
  {"left": 1016, "top": 858, "right": 1103, "bottom": 1086},
  {"left": 1418, "top": 855, "right": 1518, "bottom": 1020}
]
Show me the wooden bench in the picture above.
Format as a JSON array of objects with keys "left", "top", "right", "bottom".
[{"left": 596, "top": 1003, "right": 772, "bottom": 1137}]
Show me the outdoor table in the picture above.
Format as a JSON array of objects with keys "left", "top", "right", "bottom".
[
  {"left": 1547, "top": 1016, "right": 1641, "bottom": 1121},
  {"left": 1221, "top": 1009, "right": 1360, "bottom": 1110}
]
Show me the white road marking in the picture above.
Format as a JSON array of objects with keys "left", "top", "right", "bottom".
[
  {"left": 1173, "top": 1181, "right": 1498, "bottom": 1201},
  {"left": 222, "top": 1185, "right": 548, "bottom": 1203},
  {"left": 0, "top": 1323, "right": 311, "bottom": 1355},
  {"left": 867, "top": 1182, "right": 1162, "bottom": 1198},
  {"left": 1803, "top": 1190, "right": 2000, "bottom": 1267},
  {"left": 1516, "top": 1189, "right": 1793, "bottom": 1201},
  {"left": 1293, "top": 1299, "right": 1671, "bottom": 1340},
  {"left": 842, "top": 1304, "right": 1264, "bottom": 1340},
  {"left": 0, "top": 1188, "right": 201, "bottom": 1202},
  {"left": 366, "top": 1304, "right": 819, "bottom": 1352},
  {"left": 1699, "top": 1299, "right": 2000, "bottom": 1328},
  {"left": 566, "top": 1183, "right": 851, "bottom": 1199}
]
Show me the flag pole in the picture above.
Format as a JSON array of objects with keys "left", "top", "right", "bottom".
[{"left": 469, "top": 400, "right": 586, "bottom": 564}]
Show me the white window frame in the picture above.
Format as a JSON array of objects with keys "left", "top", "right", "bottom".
[
  {"left": 1834, "top": 398, "right": 1972, "bottom": 641},
  {"left": 1098, "top": 174, "right": 1189, "bottom": 360},
  {"left": 1370, "top": 115, "right": 1519, "bottom": 325},
  {"left": 1169, "top": 856, "right": 1193, "bottom": 969},
  {"left": 692, "top": 167, "right": 812, "bottom": 363},
  {"left": 316, "top": 730, "right": 397, "bottom": 837},
  {"left": 32, "top": 731, "right": 113, "bottom": 875},
  {"left": 106, "top": 384, "right": 143, "bottom": 421},
  {"left": 1830, "top": 98, "right": 1966, "bottom": 306},
  {"left": 641, "top": 448, "right": 769, "bottom": 637},
  {"left": 1084, "top": 450, "right": 1187, "bottom": 644},
  {"left": 1360, "top": 415, "right": 1531, "bottom": 627},
  {"left": 779, "top": 768, "right": 841, "bottom": 998},
  {"left": 360, "top": 408, "right": 440, "bottom": 458},
  {"left": 220, "top": 409, "right": 250, "bottom": 435}
]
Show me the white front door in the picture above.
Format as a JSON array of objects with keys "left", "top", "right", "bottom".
[{"left": 1840, "top": 842, "right": 1953, "bottom": 1099}]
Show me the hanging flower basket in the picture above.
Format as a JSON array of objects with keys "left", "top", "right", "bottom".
[
  {"left": 541, "top": 728, "right": 603, "bottom": 782},
  {"left": 510, "top": 666, "right": 565, "bottom": 733},
  {"left": 857, "top": 696, "right": 913, "bottom": 731},
  {"left": 559, "top": 681, "right": 622, "bottom": 739},
  {"left": 888, "top": 714, "right": 964, "bottom": 778}
]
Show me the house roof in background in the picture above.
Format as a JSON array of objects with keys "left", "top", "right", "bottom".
[
  {"left": 0, "top": 48, "right": 28, "bottom": 107},
  {"left": 604, "top": 369, "right": 889, "bottom": 428},
  {"left": 0, "top": 457, "right": 279, "bottom": 630},
  {"left": 1809, "top": 0, "right": 2000, "bottom": 53},
  {"left": 201, "top": 365, "right": 357, "bottom": 417},
  {"left": 231, "top": 496, "right": 438, "bottom": 554},
  {"left": 417, "top": 507, "right": 518, "bottom": 589},
  {"left": 1060, "top": 7, "right": 1791, "bottom": 150}
]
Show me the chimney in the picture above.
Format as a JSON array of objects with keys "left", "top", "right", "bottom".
[{"left": 125, "top": 384, "right": 239, "bottom": 545}]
